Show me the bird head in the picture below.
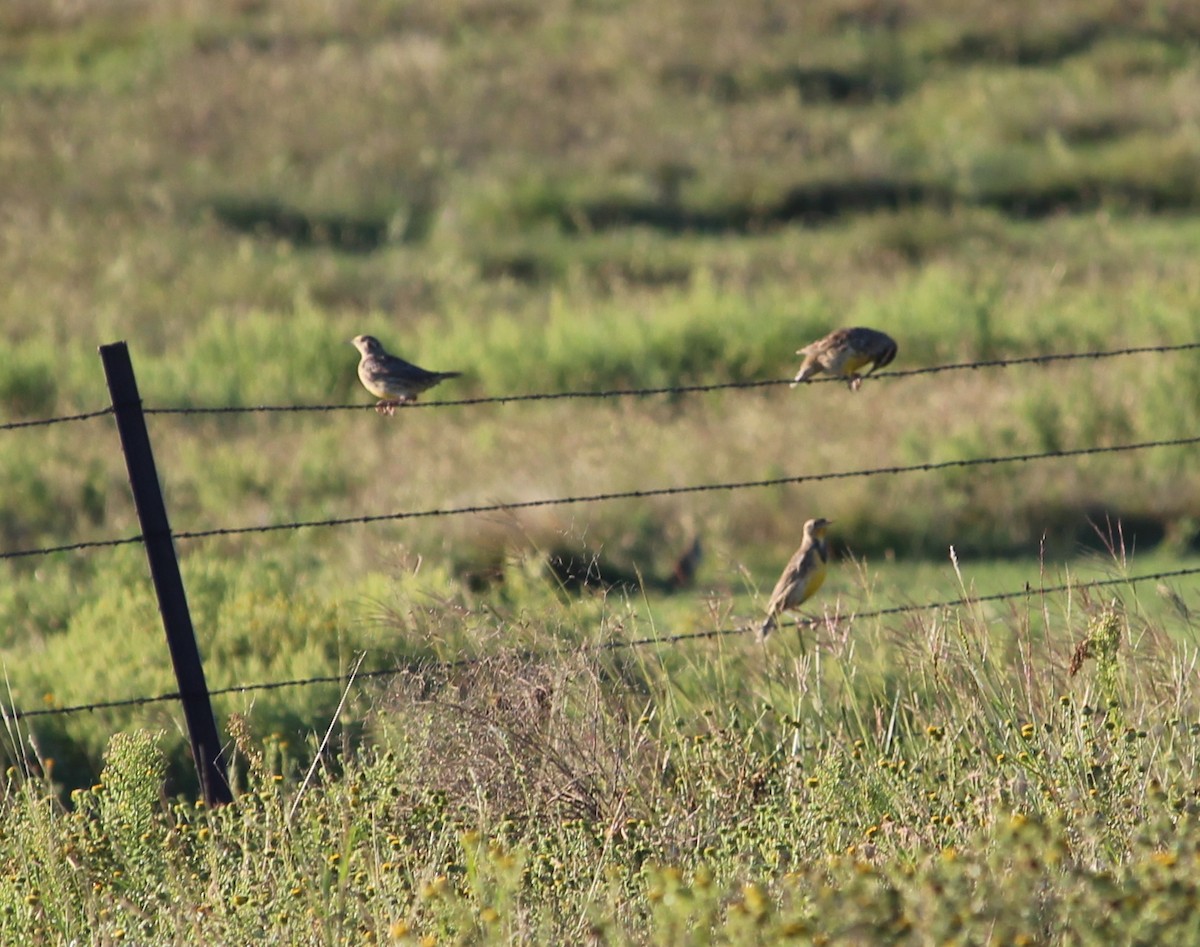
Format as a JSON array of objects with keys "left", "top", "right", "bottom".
[
  {"left": 352, "top": 335, "right": 384, "bottom": 357},
  {"left": 804, "top": 517, "right": 833, "bottom": 538}
]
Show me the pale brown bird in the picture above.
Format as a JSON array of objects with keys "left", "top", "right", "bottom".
[
  {"left": 790, "top": 327, "right": 897, "bottom": 391},
  {"left": 352, "top": 334, "right": 462, "bottom": 415},
  {"left": 759, "top": 517, "right": 832, "bottom": 642}
]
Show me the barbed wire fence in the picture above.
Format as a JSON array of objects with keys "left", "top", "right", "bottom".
[
  {"left": 12, "top": 563, "right": 1200, "bottom": 723},
  {"left": 5, "top": 341, "right": 1198, "bottom": 430},
  {"left": 1, "top": 340, "right": 1198, "bottom": 795}
]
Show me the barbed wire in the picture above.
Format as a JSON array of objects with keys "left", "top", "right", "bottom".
[
  {"left": 0, "top": 407, "right": 112, "bottom": 432},
  {"left": 10, "top": 563, "right": 1198, "bottom": 721},
  {"left": 138, "top": 341, "right": 1200, "bottom": 416},
  {"left": 170, "top": 432, "right": 1200, "bottom": 543},
  {"left": 887, "top": 342, "right": 1200, "bottom": 379},
  {"left": 0, "top": 534, "right": 145, "bottom": 561},
  {"left": 3, "top": 431, "right": 1195, "bottom": 562},
  {"left": 1, "top": 343, "right": 1194, "bottom": 432}
]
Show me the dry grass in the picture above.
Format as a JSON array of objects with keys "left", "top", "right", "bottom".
[{"left": 377, "top": 651, "right": 651, "bottom": 826}]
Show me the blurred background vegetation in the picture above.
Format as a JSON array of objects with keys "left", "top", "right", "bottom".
[{"left": 0, "top": 0, "right": 1198, "bottom": 788}]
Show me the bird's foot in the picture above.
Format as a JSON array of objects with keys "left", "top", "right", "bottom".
[
  {"left": 848, "top": 375, "right": 863, "bottom": 392},
  {"left": 375, "top": 400, "right": 399, "bottom": 416},
  {"left": 795, "top": 617, "right": 808, "bottom": 654}
]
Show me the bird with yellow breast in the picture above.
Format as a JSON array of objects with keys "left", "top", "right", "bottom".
[
  {"left": 790, "top": 327, "right": 897, "bottom": 391},
  {"left": 759, "top": 517, "right": 832, "bottom": 642}
]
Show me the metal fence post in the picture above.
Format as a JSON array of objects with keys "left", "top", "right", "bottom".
[{"left": 99, "top": 342, "right": 232, "bottom": 805}]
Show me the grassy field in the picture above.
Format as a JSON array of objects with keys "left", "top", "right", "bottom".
[{"left": 2, "top": 0, "right": 1200, "bottom": 941}]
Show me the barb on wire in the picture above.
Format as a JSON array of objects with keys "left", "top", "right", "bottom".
[
  {"left": 171, "top": 433, "right": 1200, "bottom": 544},
  {"left": 140, "top": 341, "right": 1200, "bottom": 416},
  {"left": 0, "top": 407, "right": 112, "bottom": 432},
  {"left": 9, "top": 564, "right": 1198, "bottom": 721}
]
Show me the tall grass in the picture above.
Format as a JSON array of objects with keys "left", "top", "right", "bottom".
[{"left": 1, "top": 555, "right": 1198, "bottom": 942}]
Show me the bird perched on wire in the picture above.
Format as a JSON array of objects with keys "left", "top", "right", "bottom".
[
  {"left": 790, "top": 327, "right": 897, "bottom": 391},
  {"left": 758, "top": 517, "right": 832, "bottom": 642},
  {"left": 351, "top": 334, "right": 462, "bottom": 415}
]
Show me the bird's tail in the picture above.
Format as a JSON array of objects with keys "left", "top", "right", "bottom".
[
  {"left": 789, "top": 367, "right": 814, "bottom": 389},
  {"left": 757, "top": 615, "right": 776, "bottom": 642},
  {"left": 790, "top": 351, "right": 817, "bottom": 389},
  {"left": 437, "top": 371, "right": 464, "bottom": 380}
]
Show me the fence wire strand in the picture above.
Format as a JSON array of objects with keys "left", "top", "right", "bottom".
[
  {"left": 4, "top": 432, "right": 1196, "bottom": 562},
  {"left": 10, "top": 563, "right": 1199, "bottom": 721},
  {"left": 0, "top": 407, "right": 112, "bottom": 432},
  {"left": 169, "top": 432, "right": 1200, "bottom": 544},
  {"left": 0, "top": 535, "right": 145, "bottom": 560},
  {"left": 137, "top": 341, "right": 1200, "bottom": 416},
  {"left": 1, "top": 343, "right": 1195, "bottom": 429}
]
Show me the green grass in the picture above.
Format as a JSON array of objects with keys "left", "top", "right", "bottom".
[{"left": 3, "top": 0, "right": 1200, "bottom": 941}]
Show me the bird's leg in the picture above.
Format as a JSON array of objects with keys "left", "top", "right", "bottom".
[{"left": 795, "top": 616, "right": 807, "bottom": 655}]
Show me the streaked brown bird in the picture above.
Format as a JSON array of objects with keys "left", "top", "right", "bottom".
[
  {"left": 758, "top": 517, "right": 832, "bottom": 642},
  {"left": 352, "top": 334, "right": 462, "bottom": 415},
  {"left": 790, "top": 327, "right": 897, "bottom": 391}
]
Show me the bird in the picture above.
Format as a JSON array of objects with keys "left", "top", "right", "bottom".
[
  {"left": 669, "top": 535, "right": 703, "bottom": 591},
  {"left": 758, "top": 517, "right": 832, "bottom": 642},
  {"left": 790, "top": 327, "right": 897, "bottom": 391},
  {"left": 351, "top": 334, "right": 462, "bottom": 415}
]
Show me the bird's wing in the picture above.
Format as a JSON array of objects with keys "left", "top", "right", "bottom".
[
  {"left": 381, "top": 353, "right": 441, "bottom": 381},
  {"left": 766, "top": 542, "right": 813, "bottom": 612},
  {"left": 380, "top": 352, "right": 415, "bottom": 371},
  {"left": 811, "top": 336, "right": 838, "bottom": 357}
]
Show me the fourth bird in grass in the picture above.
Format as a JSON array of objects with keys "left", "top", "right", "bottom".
[
  {"left": 352, "top": 334, "right": 463, "bottom": 415},
  {"left": 758, "top": 517, "right": 832, "bottom": 643},
  {"left": 791, "top": 327, "right": 898, "bottom": 391}
]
